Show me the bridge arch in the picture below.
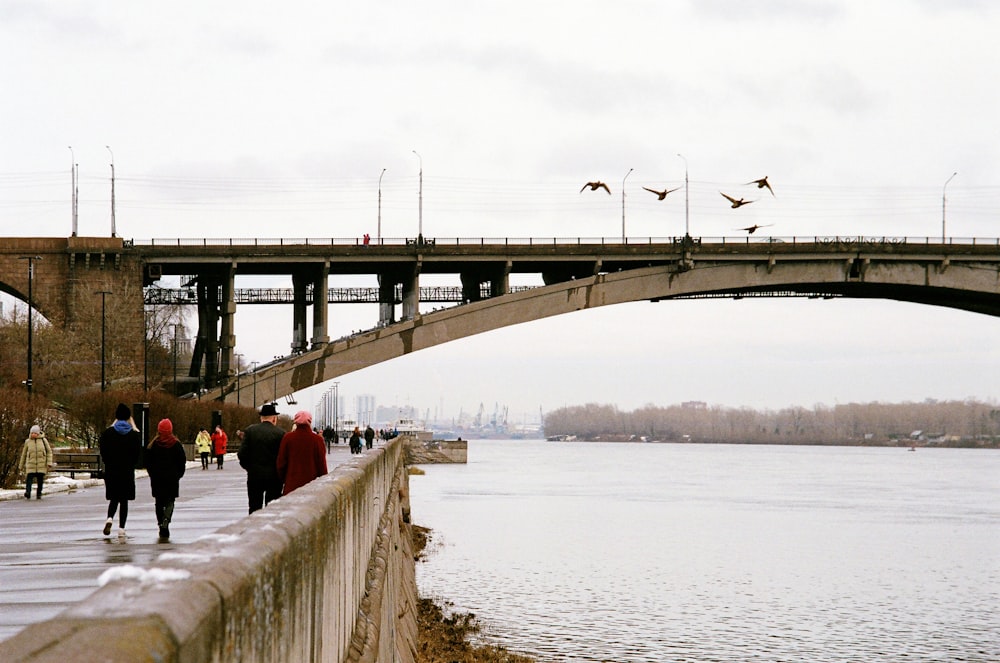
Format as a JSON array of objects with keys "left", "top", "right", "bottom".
[{"left": 216, "top": 257, "right": 1000, "bottom": 403}]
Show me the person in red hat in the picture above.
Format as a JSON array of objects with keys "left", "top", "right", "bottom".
[
  {"left": 277, "top": 410, "right": 328, "bottom": 496},
  {"left": 145, "top": 418, "right": 187, "bottom": 540}
]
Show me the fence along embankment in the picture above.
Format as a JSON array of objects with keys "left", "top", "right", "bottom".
[{"left": 0, "top": 437, "right": 419, "bottom": 663}]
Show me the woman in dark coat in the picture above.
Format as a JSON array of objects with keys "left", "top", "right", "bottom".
[
  {"left": 98, "top": 403, "right": 142, "bottom": 539},
  {"left": 145, "top": 418, "right": 187, "bottom": 540}
]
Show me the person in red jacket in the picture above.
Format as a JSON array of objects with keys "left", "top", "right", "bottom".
[
  {"left": 276, "top": 411, "right": 328, "bottom": 496},
  {"left": 211, "top": 425, "right": 228, "bottom": 470}
]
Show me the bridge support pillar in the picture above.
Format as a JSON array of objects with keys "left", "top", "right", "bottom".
[
  {"left": 402, "top": 270, "right": 420, "bottom": 321},
  {"left": 490, "top": 261, "right": 511, "bottom": 297},
  {"left": 378, "top": 274, "right": 397, "bottom": 327},
  {"left": 310, "top": 263, "right": 330, "bottom": 349},
  {"left": 219, "top": 265, "right": 236, "bottom": 380},
  {"left": 291, "top": 271, "right": 309, "bottom": 353}
]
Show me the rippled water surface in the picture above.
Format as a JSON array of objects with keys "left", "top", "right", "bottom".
[{"left": 409, "top": 441, "right": 1000, "bottom": 662}]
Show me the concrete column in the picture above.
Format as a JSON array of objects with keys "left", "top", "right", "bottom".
[
  {"left": 219, "top": 264, "right": 236, "bottom": 378},
  {"left": 460, "top": 271, "right": 482, "bottom": 303},
  {"left": 378, "top": 274, "right": 397, "bottom": 327},
  {"left": 401, "top": 269, "right": 420, "bottom": 321},
  {"left": 310, "top": 262, "right": 330, "bottom": 349},
  {"left": 490, "top": 260, "right": 512, "bottom": 297},
  {"left": 291, "top": 271, "right": 308, "bottom": 353}
]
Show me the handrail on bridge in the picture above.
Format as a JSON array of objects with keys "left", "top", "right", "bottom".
[{"left": 128, "top": 235, "right": 1000, "bottom": 248}]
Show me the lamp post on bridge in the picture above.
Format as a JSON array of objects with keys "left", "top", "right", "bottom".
[
  {"left": 942, "top": 172, "right": 957, "bottom": 244},
  {"left": 106, "top": 146, "right": 116, "bottom": 238},
  {"left": 412, "top": 150, "right": 423, "bottom": 244},
  {"left": 621, "top": 168, "right": 633, "bottom": 241},
  {"left": 68, "top": 146, "right": 78, "bottom": 237},
  {"left": 18, "top": 255, "right": 42, "bottom": 396},
  {"left": 378, "top": 168, "right": 386, "bottom": 241},
  {"left": 677, "top": 153, "right": 690, "bottom": 238},
  {"left": 97, "top": 290, "right": 112, "bottom": 391}
]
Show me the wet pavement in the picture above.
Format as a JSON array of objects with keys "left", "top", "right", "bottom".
[{"left": 0, "top": 445, "right": 357, "bottom": 643}]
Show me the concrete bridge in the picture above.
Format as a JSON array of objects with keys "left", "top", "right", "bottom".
[{"left": 4, "top": 235, "right": 1000, "bottom": 403}]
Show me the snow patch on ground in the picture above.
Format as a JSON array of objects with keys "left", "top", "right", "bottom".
[{"left": 98, "top": 564, "right": 191, "bottom": 586}]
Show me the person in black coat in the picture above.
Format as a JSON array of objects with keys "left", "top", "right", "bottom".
[
  {"left": 98, "top": 403, "right": 142, "bottom": 540},
  {"left": 364, "top": 424, "right": 375, "bottom": 450},
  {"left": 238, "top": 403, "right": 285, "bottom": 514},
  {"left": 145, "top": 418, "right": 187, "bottom": 540}
]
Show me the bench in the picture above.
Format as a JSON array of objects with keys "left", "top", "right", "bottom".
[{"left": 52, "top": 451, "right": 104, "bottom": 479}]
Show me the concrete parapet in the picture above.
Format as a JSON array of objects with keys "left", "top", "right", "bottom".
[{"left": 0, "top": 439, "right": 418, "bottom": 663}]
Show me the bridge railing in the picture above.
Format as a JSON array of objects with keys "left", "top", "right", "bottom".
[{"left": 131, "top": 236, "right": 1000, "bottom": 248}]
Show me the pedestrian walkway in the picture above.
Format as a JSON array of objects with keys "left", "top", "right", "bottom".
[{"left": 0, "top": 445, "right": 357, "bottom": 643}]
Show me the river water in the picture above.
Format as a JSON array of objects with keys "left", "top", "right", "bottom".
[{"left": 408, "top": 440, "right": 1000, "bottom": 662}]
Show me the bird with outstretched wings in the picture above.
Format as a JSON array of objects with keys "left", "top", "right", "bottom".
[
  {"left": 746, "top": 176, "right": 774, "bottom": 196},
  {"left": 721, "top": 192, "right": 754, "bottom": 208},
  {"left": 643, "top": 186, "right": 680, "bottom": 201},
  {"left": 581, "top": 181, "right": 611, "bottom": 195},
  {"left": 735, "top": 223, "right": 774, "bottom": 234}
]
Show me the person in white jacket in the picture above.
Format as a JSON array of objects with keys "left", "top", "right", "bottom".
[{"left": 19, "top": 424, "right": 53, "bottom": 499}]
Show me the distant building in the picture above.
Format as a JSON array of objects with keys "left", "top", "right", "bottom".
[
  {"left": 356, "top": 394, "right": 376, "bottom": 426},
  {"left": 682, "top": 401, "right": 707, "bottom": 410}
]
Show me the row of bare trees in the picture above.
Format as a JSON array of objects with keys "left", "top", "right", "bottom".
[{"left": 543, "top": 400, "right": 1000, "bottom": 446}]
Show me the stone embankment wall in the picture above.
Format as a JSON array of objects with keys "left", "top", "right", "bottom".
[
  {"left": 404, "top": 439, "right": 468, "bottom": 464},
  {"left": 0, "top": 437, "right": 419, "bottom": 663}
]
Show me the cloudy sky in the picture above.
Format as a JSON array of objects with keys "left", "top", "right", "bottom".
[{"left": 2, "top": 1, "right": 999, "bottom": 424}]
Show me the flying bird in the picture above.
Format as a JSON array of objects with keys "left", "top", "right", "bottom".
[
  {"left": 736, "top": 223, "right": 774, "bottom": 234},
  {"left": 580, "top": 181, "right": 611, "bottom": 195},
  {"left": 746, "top": 176, "right": 774, "bottom": 196},
  {"left": 643, "top": 186, "right": 680, "bottom": 200},
  {"left": 720, "top": 192, "right": 754, "bottom": 208}
]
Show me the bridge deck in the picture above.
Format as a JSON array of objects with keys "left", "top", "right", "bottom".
[{"left": 0, "top": 444, "right": 360, "bottom": 643}]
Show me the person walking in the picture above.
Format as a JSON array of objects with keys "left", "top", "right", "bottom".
[
  {"left": 145, "top": 418, "right": 187, "bottom": 540},
  {"left": 18, "top": 424, "right": 53, "bottom": 499},
  {"left": 98, "top": 403, "right": 142, "bottom": 539},
  {"left": 349, "top": 426, "right": 362, "bottom": 454},
  {"left": 364, "top": 424, "right": 375, "bottom": 450},
  {"left": 211, "top": 425, "right": 228, "bottom": 469},
  {"left": 195, "top": 428, "right": 212, "bottom": 470},
  {"left": 276, "top": 411, "right": 328, "bottom": 496},
  {"left": 238, "top": 403, "right": 285, "bottom": 514}
]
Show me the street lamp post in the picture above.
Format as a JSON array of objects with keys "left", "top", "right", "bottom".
[
  {"left": 251, "top": 361, "right": 259, "bottom": 407},
  {"left": 378, "top": 168, "right": 386, "bottom": 241},
  {"left": 942, "top": 172, "right": 957, "bottom": 243},
  {"left": 106, "top": 146, "right": 116, "bottom": 238},
  {"left": 97, "top": 290, "right": 111, "bottom": 391},
  {"left": 18, "top": 256, "right": 42, "bottom": 396},
  {"left": 677, "top": 154, "right": 690, "bottom": 238},
  {"left": 234, "top": 352, "right": 244, "bottom": 404},
  {"left": 412, "top": 150, "right": 423, "bottom": 243},
  {"left": 172, "top": 324, "right": 181, "bottom": 396},
  {"left": 622, "top": 168, "right": 633, "bottom": 241}
]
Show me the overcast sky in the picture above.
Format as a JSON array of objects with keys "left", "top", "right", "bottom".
[{"left": 2, "top": 1, "right": 999, "bottom": 423}]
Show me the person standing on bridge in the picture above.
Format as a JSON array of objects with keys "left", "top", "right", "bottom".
[
  {"left": 145, "top": 418, "right": 187, "bottom": 540},
  {"left": 238, "top": 403, "right": 285, "bottom": 513},
  {"left": 98, "top": 403, "right": 142, "bottom": 539},
  {"left": 364, "top": 424, "right": 375, "bottom": 450},
  {"left": 276, "top": 411, "right": 328, "bottom": 496},
  {"left": 18, "top": 425, "right": 53, "bottom": 499}
]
